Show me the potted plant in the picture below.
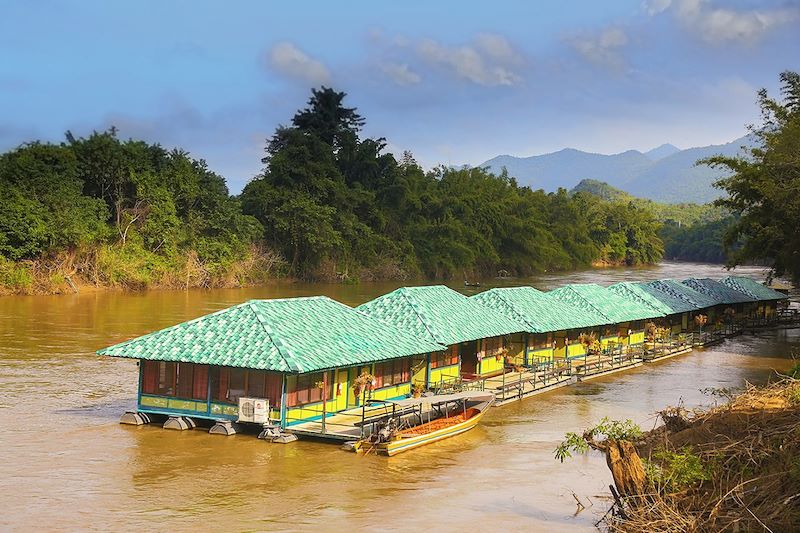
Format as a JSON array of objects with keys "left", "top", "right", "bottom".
[
  {"left": 695, "top": 314, "right": 708, "bottom": 332},
  {"left": 578, "top": 332, "right": 600, "bottom": 355},
  {"left": 352, "top": 371, "right": 375, "bottom": 400},
  {"left": 411, "top": 382, "right": 425, "bottom": 398}
]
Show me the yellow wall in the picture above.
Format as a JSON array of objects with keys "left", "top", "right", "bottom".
[
  {"left": 553, "top": 332, "right": 567, "bottom": 359},
  {"left": 629, "top": 331, "right": 645, "bottom": 344},
  {"left": 478, "top": 353, "right": 504, "bottom": 376},
  {"left": 411, "top": 354, "right": 427, "bottom": 387},
  {"left": 566, "top": 342, "right": 586, "bottom": 358},
  {"left": 370, "top": 382, "right": 411, "bottom": 401},
  {"left": 429, "top": 364, "right": 459, "bottom": 388},
  {"left": 600, "top": 335, "right": 619, "bottom": 347},
  {"left": 528, "top": 347, "right": 553, "bottom": 363}
]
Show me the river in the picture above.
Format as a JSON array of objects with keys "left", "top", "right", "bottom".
[{"left": 1, "top": 262, "right": 797, "bottom": 532}]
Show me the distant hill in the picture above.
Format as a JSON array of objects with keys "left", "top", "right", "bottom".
[
  {"left": 570, "top": 178, "right": 632, "bottom": 201},
  {"left": 481, "top": 135, "right": 754, "bottom": 203},
  {"left": 570, "top": 178, "right": 727, "bottom": 227},
  {"left": 644, "top": 143, "right": 680, "bottom": 161}
]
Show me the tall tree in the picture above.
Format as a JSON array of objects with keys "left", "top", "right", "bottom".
[{"left": 704, "top": 71, "right": 800, "bottom": 280}]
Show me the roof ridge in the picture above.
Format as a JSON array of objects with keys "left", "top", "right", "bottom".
[
  {"left": 497, "top": 290, "right": 538, "bottom": 332},
  {"left": 398, "top": 288, "right": 445, "bottom": 345},
  {"left": 247, "top": 300, "right": 302, "bottom": 372},
  {"left": 564, "top": 285, "right": 613, "bottom": 323}
]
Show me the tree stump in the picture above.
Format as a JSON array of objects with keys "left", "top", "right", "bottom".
[{"left": 606, "top": 439, "right": 646, "bottom": 498}]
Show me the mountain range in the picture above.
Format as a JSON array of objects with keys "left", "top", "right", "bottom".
[{"left": 481, "top": 135, "right": 754, "bottom": 203}]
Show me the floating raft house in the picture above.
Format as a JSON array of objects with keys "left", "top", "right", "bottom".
[
  {"left": 98, "top": 296, "right": 444, "bottom": 428},
  {"left": 682, "top": 278, "right": 755, "bottom": 306},
  {"left": 97, "top": 275, "right": 793, "bottom": 439},
  {"left": 721, "top": 276, "right": 789, "bottom": 302},
  {"left": 357, "top": 285, "right": 527, "bottom": 379},
  {"left": 470, "top": 286, "right": 604, "bottom": 362}
]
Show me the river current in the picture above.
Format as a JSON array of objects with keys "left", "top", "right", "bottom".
[{"left": 1, "top": 262, "right": 796, "bottom": 532}]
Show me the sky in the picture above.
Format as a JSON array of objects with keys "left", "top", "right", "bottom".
[{"left": 1, "top": 0, "right": 798, "bottom": 192}]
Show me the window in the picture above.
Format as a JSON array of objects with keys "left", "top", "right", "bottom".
[
  {"left": 529, "top": 333, "right": 552, "bottom": 350},
  {"left": 247, "top": 370, "right": 267, "bottom": 398},
  {"left": 483, "top": 336, "right": 504, "bottom": 356},
  {"left": 374, "top": 359, "right": 410, "bottom": 388},
  {"left": 286, "top": 372, "right": 333, "bottom": 407},
  {"left": 209, "top": 366, "right": 245, "bottom": 404},
  {"left": 209, "top": 367, "right": 283, "bottom": 407},
  {"left": 431, "top": 346, "right": 459, "bottom": 368},
  {"left": 141, "top": 360, "right": 176, "bottom": 396}
]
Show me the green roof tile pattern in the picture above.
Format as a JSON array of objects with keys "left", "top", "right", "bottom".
[
  {"left": 645, "top": 279, "right": 717, "bottom": 309},
  {"left": 547, "top": 284, "right": 662, "bottom": 323},
  {"left": 471, "top": 286, "right": 606, "bottom": 333},
  {"left": 634, "top": 282, "right": 698, "bottom": 314},
  {"left": 98, "top": 296, "right": 444, "bottom": 373},
  {"left": 357, "top": 285, "right": 527, "bottom": 346},
  {"left": 608, "top": 282, "right": 674, "bottom": 315},
  {"left": 721, "top": 276, "right": 789, "bottom": 301},
  {"left": 682, "top": 278, "right": 754, "bottom": 305}
]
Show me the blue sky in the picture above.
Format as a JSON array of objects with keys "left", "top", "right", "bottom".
[{"left": 1, "top": 0, "right": 798, "bottom": 192}]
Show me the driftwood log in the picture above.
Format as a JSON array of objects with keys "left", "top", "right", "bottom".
[{"left": 605, "top": 440, "right": 646, "bottom": 498}]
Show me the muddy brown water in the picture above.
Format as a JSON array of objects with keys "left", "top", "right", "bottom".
[{"left": 1, "top": 262, "right": 797, "bottom": 532}]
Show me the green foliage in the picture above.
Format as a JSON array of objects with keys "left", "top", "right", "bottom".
[
  {"left": 2, "top": 88, "right": 669, "bottom": 287},
  {"left": 243, "top": 88, "right": 664, "bottom": 278},
  {"left": 645, "top": 447, "right": 711, "bottom": 491},
  {"left": 704, "top": 71, "right": 800, "bottom": 280},
  {"left": 660, "top": 217, "right": 733, "bottom": 263},
  {"left": 0, "top": 142, "right": 109, "bottom": 258},
  {"left": 0, "top": 258, "right": 34, "bottom": 291},
  {"left": 554, "top": 417, "right": 643, "bottom": 462},
  {"left": 572, "top": 178, "right": 733, "bottom": 264},
  {"left": 0, "top": 130, "right": 264, "bottom": 290}
]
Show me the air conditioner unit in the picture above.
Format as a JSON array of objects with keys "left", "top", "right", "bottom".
[{"left": 238, "top": 397, "right": 269, "bottom": 424}]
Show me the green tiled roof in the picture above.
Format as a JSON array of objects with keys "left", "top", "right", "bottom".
[
  {"left": 646, "top": 279, "right": 717, "bottom": 309},
  {"left": 471, "top": 286, "right": 605, "bottom": 333},
  {"left": 548, "top": 283, "right": 662, "bottom": 323},
  {"left": 357, "top": 285, "right": 526, "bottom": 346},
  {"left": 608, "top": 282, "right": 674, "bottom": 315},
  {"left": 97, "top": 296, "right": 444, "bottom": 373},
  {"left": 721, "top": 276, "right": 788, "bottom": 301},
  {"left": 682, "top": 278, "right": 754, "bottom": 305},
  {"left": 634, "top": 282, "right": 698, "bottom": 314}
]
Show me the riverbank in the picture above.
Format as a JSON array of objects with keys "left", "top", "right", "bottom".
[
  {"left": 0, "top": 244, "right": 288, "bottom": 296},
  {"left": 564, "top": 374, "right": 800, "bottom": 531}
]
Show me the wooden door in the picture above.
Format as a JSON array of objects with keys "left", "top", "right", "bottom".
[{"left": 459, "top": 340, "right": 478, "bottom": 376}]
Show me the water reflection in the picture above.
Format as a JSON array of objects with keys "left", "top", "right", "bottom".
[{"left": 0, "top": 262, "right": 795, "bottom": 531}]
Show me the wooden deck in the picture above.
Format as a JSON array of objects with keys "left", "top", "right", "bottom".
[
  {"left": 480, "top": 367, "right": 573, "bottom": 406},
  {"left": 287, "top": 403, "right": 396, "bottom": 441}
]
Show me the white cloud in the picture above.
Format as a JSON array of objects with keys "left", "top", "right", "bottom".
[
  {"left": 644, "top": 0, "right": 673, "bottom": 15},
  {"left": 380, "top": 62, "right": 421, "bottom": 85},
  {"left": 570, "top": 27, "right": 629, "bottom": 71},
  {"left": 646, "top": 0, "right": 799, "bottom": 44},
  {"left": 474, "top": 33, "right": 523, "bottom": 64},
  {"left": 415, "top": 34, "right": 523, "bottom": 86},
  {"left": 268, "top": 42, "right": 331, "bottom": 85}
]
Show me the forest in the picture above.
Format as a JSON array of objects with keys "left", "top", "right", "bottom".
[{"left": 2, "top": 88, "right": 666, "bottom": 293}]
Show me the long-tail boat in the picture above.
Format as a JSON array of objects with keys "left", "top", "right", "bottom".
[{"left": 353, "top": 391, "right": 494, "bottom": 456}]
